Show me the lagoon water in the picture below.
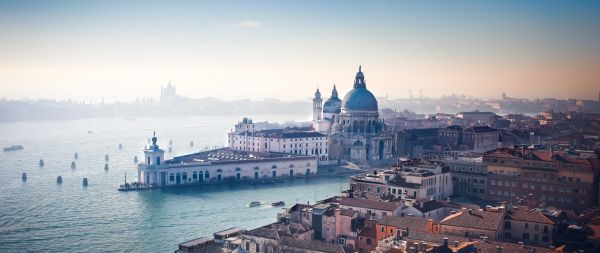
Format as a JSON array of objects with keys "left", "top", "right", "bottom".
[{"left": 0, "top": 115, "right": 349, "bottom": 252}]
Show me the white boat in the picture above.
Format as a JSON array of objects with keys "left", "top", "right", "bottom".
[
  {"left": 249, "top": 201, "right": 261, "bottom": 207},
  {"left": 271, "top": 201, "right": 285, "bottom": 207}
]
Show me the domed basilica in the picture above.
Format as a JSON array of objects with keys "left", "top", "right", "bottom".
[{"left": 312, "top": 66, "right": 393, "bottom": 165}]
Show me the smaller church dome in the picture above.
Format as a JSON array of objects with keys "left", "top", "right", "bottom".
[
  {"left": 323, "top": 85, "right": 341, "bottom": 113},
  {"left": 323, "top": 97, "right": 342, "bottom": 113}
]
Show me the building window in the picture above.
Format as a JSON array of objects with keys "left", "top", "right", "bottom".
[
  {"left": 505, "top": 221, "right": 511, "bottom": 230},
  {"left": 169, "top": 173, "right": 174, "bottom": 182}
]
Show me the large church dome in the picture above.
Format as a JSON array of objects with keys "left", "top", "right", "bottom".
[{"left": 341, "top": 66, "right": 378, "bottom": 112}]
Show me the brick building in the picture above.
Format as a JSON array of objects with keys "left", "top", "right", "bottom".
[{"left": 484, "top": 147, "right": 598, "bottom": 210}]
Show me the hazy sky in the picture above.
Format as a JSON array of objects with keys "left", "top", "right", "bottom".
[{"left": 1, "top": 0, "right": 599, "bottom": 102}]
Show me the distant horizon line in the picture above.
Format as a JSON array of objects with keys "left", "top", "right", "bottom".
[{"left": 1, "top": 92, "right": 597, "bottom": 104}]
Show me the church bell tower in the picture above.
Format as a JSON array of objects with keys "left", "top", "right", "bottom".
[{"left": 313, "top": 88, "right": 323, "bottom": 121}]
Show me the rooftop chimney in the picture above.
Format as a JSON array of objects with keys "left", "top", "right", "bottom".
[
  {"left": 496, "top": 246, "right": 502, "bottom": 253},
  {"left": 454, "top": 241, "right": 459, "bottom": 247},
  {"left": 443, "top": 237, "right": 448, "bottom": 246}
]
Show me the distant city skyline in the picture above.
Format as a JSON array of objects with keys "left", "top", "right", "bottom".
[{"left": 1, "top": 0, "right": 599, "bottom": 103}]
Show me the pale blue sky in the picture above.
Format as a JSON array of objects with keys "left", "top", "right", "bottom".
[{"left": 1, "top": 0, "right": 599, "bottom": 102}]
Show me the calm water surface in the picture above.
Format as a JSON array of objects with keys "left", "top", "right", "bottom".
[{"left": 0, "top": 115, "right": 349, "bottom": 252}]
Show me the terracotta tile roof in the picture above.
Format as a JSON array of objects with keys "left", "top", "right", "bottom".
[
  {"left": 340, "top": 208, "right": 358, "bottom": 217},
  {"left": 279, "top": 237, "right": 345, "bottom": 253},
  {"left": 505, "top": 206, "right": 555, "bottom": 224},
  {"left": 470, "top": 240, "right": 555, "bottom": 253},
  {"left": 440, "top": 209, "right": 503, "bottom": 231},
  {"left": 243, "top": 227, "right": 280, "bottom": 240},
  {"left": 340, "top": 197, "right": 401, "bottom": 212},
  {"left": 378, "top": 216, "right": 430, "bottom": 233}
]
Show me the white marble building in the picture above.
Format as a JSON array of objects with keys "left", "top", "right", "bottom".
[
  {"left": 313, "top": 66, "right": 394, "bottom": 165},
  {"left": 228, "top": 118, "right": 329, "bottom": 162},
  {"left": 138, "top": 134, "right": 318, "bottom": 187}
]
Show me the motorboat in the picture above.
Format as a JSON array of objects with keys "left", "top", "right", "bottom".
[
  {"left": 249, "top": 201, "right": 261, "bottom": 207},
  {"left": 271, "top": 201, "right": 285, "bottom": 207},
  {"left": 74, "top": 153, "right": 78, "bottom": 159},
  {"left": 3, "top": 145, "right": 24, "bottom": 152}
]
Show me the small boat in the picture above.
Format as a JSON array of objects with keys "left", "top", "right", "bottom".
[
  {"left": 71, "top": 161, "right": 76, "bottom": 169},
  {"left": 3, "top": 145, "right": 24, "bottom": 152},
  {"left": 133, "top": 156, "right": 138, "bottom": 164},
  {"left": 39, "top": 159, "right": 44, "bottom": 167},
  {"left": 74, "top": 153, "right": 78, "bottom": 159},
  {"left": 22, "top": 172, "right": 27, "bottom": 181},
  {"left": 249, "top": 201, "right": 261, "bottom": 207},
  {"left": 271, "top": 201, "right": 285, "bottom": 207},
  {"left": 104, "top": 163, "right": 109, "bottom": 170},
  {"left": 105, "top": 154, "right": 109, "bottom": 162},
  {"left": 57, "top": 176, "right": 63, "bottom": 184},
  {"left": 82, "top": 177, "right": 88, "bottom": 187}
]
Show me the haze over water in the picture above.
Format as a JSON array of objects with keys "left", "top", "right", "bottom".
[{"left": 0, "top": 115, "right": 349, "bottom": 252}]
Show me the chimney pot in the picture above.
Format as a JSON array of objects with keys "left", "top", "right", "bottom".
[
  {"left": 496, "top": 246, "right": 503, "bottom": 253},
  {"left": 454, "top": 241, "right": 459, "bottom": 247},
  {"left": 443, "top": 237, "right": 448, "bottom": 246}
]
